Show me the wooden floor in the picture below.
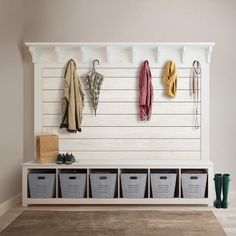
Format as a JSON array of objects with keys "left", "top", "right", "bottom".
[{"left": 1, "top": 202, "right": 236, "bottom": 236}]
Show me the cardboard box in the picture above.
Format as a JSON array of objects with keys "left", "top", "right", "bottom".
[{"left": 36, "top": 135, "right": 59, "bottom": 164}]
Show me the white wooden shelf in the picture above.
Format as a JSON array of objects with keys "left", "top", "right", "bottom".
[
  {"left": 22, "top": 159, "right": 213, "bottom": 168},
  {"left": 25, "top": 42, "right": 214, "bottom": 65},
  {"left": 22, "top": 160, "right": 214, "bottom": 206}
]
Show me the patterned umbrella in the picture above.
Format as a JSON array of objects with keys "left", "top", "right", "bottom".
[{"left": 84, "top": 70, "right": 103, "bottom": 116}]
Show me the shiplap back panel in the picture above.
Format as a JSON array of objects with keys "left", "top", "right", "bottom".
[
  {"left": 27, "top": 43, "right": 213, "bottom": 161},
  {"left": 42, "top": 66, "right": 200, "bottom": 160}
]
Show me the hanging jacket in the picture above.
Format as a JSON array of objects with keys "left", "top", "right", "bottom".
[
  {"left": 84, "top": 71, "right": 103, "bottom": 116},
  {"left": 139, "top": 60, "right": 153, "bottom": 121},
  {"left": 163, "top": 60, "right": 179, "bottom": 98},
  {"left": 60, "top": 59, "right": 85, "bottom": 132}
]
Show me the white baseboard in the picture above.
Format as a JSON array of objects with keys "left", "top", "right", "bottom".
[
  {"left": 0, "top": 193, "right": 21, "bottom": 217},
  {"left": 230, "top": 191, "right": 236, "bottom": 201}
]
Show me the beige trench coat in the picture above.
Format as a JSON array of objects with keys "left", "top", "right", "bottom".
[{"left": 60, "top": 59, "right": 85, "bottom": 132}]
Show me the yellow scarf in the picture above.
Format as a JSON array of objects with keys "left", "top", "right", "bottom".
[{"left": 163, "top": 60, "right": 178, "bottom": 98}]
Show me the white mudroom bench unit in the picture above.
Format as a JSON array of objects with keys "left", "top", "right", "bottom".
[
  {"left": 22, "top": 42, "right": 214, "bottom": 206},
  {"left": 22, "top": 160, "right": 213, "bottom": 206}
]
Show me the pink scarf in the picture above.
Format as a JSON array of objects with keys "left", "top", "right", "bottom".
[{"left": 139, "top": 60, "right": 153, "bottom": 121}]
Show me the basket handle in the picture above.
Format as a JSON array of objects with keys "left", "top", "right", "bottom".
[
  {"left": 160, "top": 176, "right": 167, "bottom": 179},
  {"left": 38, "top": 176, "right": 45, "bottom": 180},
  {"left": 99, "top": 176, "right": 107, "bottom": 180},
  {"left": 190, "top": 176, "right": 198, "bottom": 180},
  {"left": 69, "top": 176, "right": 76, "bottom": 180},
  {"left": 130, "top": 176, "right": 138, "bottom": 180}
]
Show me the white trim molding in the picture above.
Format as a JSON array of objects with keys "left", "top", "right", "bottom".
[{"left": 0, "top": 193, "right": 21, "bottom": 216}]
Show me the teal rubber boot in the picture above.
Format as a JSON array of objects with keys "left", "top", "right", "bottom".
[
  {"left": 222, "top": 174, "right": 230, "bottom": 209},
  {"left": 214, "top": 174, "right": 222, "bottom": 208}
]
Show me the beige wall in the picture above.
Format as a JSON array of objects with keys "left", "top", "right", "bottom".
[
  {"left": 0, "top": 0, "right": 23, "bottom": 204},
  {"left": 22, "top": 0, "right": 236, "bottom": 190}
]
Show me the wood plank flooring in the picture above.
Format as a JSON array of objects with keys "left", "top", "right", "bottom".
[{"left": 0, "top": 202, "right": 236, "bottom": 235}]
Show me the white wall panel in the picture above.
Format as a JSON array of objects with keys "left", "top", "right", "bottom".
[
  {"left": 27, "top": 43, "right": 211, "bottom": 161},
  {"left": 43, "top": 68, "right": 192, "bottom": 78},
  {"left": 43, "top": 102, "right": 199, "bottom": 115},
  {"left": 43, "top": 90, "right": 199, "bottom": 102},
  {"left": 61, "top": 151, "right": 201, "bottom": 160},
  {"left": 43, "top": 127, "right": 200, "bottom": 139},
  {"left": 43, "top": 114, "right": 199, "bottom": 127},
  {"left": 60, "top": 139, "right": 200, "bottom": 151},
  {"left": 43, "top": 77, "right": 196, "bottom": 90}
]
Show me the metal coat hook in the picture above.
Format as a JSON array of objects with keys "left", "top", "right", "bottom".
[
  {"left": 193, "top": 60, "right": 201, "bottom": 75},
  {"left": 192, "top": 60, "right": 201, "bottom": 94},
  {"left": 93, "top": 59, "right": 99, "bottom": 71}
]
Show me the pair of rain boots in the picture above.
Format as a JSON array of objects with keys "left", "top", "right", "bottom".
[{"left": 214, "top": 173, "right": 230, "bottom": 209}]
